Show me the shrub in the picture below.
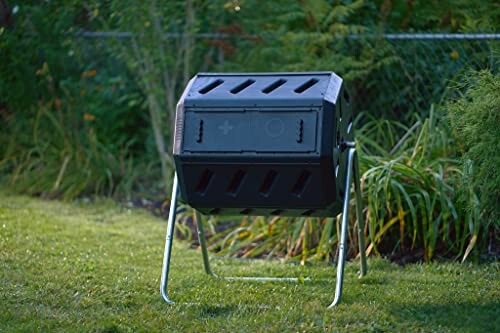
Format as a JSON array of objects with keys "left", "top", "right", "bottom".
[
  {"left": 447, "top": 69, "right": 499, "bottom": 259},
  {"left": 447, "top": 70, "right": 499, "bottom": 222}
]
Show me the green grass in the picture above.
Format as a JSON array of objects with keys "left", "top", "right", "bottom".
[{"left": 0, "top": 192, "right": 498, "bottom": 332}]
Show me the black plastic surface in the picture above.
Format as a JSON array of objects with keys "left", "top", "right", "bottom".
[{"left": 173, "top": 72, "right": 353, "bottom": 217}]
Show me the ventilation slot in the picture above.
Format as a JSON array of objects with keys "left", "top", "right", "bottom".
[
  {"left": 294, "top": 78, "right": 319, "bottom": 94},
  {"left": 301, "top": 209, "right": 315, "bottom": 216},
  {"left": 199, "top": 79, "right": 224, "bottom": 94},
  {"left": 291, "top": 170, "right": 311, "bottom": 197},
  {"left": 262, "top": 79, "right": 286, "bottom": 94},
  {"left": 195, "top": 169, "right": 214, "bottom": 195},
  {"left": 240, "top": 208, "right": 252, "bottom": 215},
  {"left": 270, "top": 209, "right": 283, "bottom": 215},
  {"left": 230, "top": 79, "right": 255, "bottom": 94},
  {"left": 226, "top": 170, "right": 246, "bottom": 196},
  {"left": 259, "top": 170, "right": 278, "bottom": 197}
]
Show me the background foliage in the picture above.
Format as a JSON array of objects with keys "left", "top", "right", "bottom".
[
  {"left": 0, "top": 0, "right": 498, "bottom": 262},
  {"left": 446, "top": 70, "right": 499, "bottom": 256}
]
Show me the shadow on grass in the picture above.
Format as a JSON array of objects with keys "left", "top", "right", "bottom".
[{"left": 390, "top": 301, "right": 500, "bottom": 332}]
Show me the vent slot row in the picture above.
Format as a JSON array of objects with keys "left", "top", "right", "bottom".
[{"left": 199, "top": 77, "right": 324, "bottom": 95}]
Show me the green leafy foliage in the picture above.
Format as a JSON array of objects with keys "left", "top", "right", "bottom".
[
  {"left": 372, "top": 0, "right": 500, "bottom": 32},
  {"left": 359, "top": 109, "right": 462, "bottom": 261},
  {"left": 0, "top": 1, "right": 78, "bottom": 111},
  {"left": 1, "top": 104, "right": 143, "bottom": 199},
  {"left": 220, "top": 0, "right": 389, "bottom": 82},
  {"left": 0, "top": 2, "right": 156, "bottom": 199},
  {"left": 447, "top": 69, "right": 499, "bottom": 244},
  {"left": 204, "top": 214, "right": 341, "bottom": 263}
]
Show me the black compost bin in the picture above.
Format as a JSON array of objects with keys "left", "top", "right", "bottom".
[
  {"left": 160, "top": 72, "right": 368, "bottom": 308},
  {"left": 173, "top": 72, "right": 354, "bottom": 217}
]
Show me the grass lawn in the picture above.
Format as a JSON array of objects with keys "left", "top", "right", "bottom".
[{"left": 0, "top": 192, "right": 498, "bottom": 332}]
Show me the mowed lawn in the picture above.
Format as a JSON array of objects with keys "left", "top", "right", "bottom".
[{"left": 0, "top": 192, "right": 498, "bottom": 332}]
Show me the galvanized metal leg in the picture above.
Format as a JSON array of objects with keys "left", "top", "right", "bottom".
[
  {"left": 160, "top": 173, "right": 179, "bottom": 304},
  {"left": 194, "top": 210, "right": 218, "bottom": 278},
  {"left": 327, "top": 147, "right": 367, "bottom": 308},
  {"left": 353, "top": 152, "right": 368, "bottom": 278}
]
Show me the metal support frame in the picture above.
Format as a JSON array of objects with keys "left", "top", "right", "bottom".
[
  {"left": 327, "top": 147, "right": 367, "bottom": 308},
  {"left": 160, "top": 174, "right": 179, "bottom": 304},
  {"left": 160, "top": 147, "right": 367, "bottom": 307}
]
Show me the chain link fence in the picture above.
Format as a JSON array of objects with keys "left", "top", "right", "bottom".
[
  {"left": 78, "top": 32, "right": 499, "bottom": 121},
  {"left": 347, "top": 34, "right": 499, "bottom": 120}
]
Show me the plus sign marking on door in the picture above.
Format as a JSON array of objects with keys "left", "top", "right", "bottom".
[{"left": 218, "top": 120, "right": 234, "bottom": 135}]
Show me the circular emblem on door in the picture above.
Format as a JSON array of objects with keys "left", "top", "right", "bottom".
[{"left": 265, "top": 118, "right": 285, "bottom": 138}]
